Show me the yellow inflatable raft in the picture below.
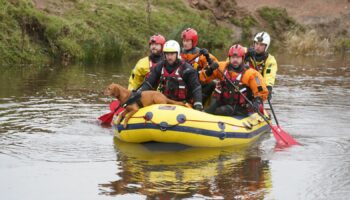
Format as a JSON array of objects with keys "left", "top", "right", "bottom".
[{"left": 113, "top": 104, "right": 270, "bottom": 147}]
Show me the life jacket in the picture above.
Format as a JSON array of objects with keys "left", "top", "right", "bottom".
[
  {"left": 158, "top": 62, "right": 188, "bottom": 101},
  {"left": 181, "top": 47, "right": 208, "bottom": 71},
  {"left": 214, "top": 68, "right": 251, "bottom": 107},
  {"left": 181, "top": 53, "right": 200, "bottom": 70},
  {"left": 248, "top": 53, "right": 268, "bottom": 75},
  {"left": 145, "top": 58, "right": 159, "bottom": 78},
  {"left": 249, "top": 59, "right": 265, "bottom": 74}
]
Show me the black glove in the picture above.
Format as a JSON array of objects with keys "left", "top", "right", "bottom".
[
  {"left": 245, "top": 47, "right": 255, "bottom": 62},
  {"left": 200, "top": 48, "right": 212, "bottom": 65},
  {"left": 193, "top": 102, "right": 203, "bottom": 111},
  {"left": 199, "top": 48, "right": 209, "bottom": 57},
  {"left": 210, "top": 62, "right": 219, "bottom": 70},
  {"left": 205, "top": 62, "right": 218, "bottom": 76},
  {"left": 267, "top": 86, "right": 272, "bottom": 100}
]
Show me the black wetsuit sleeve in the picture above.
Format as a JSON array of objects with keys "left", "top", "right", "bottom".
[{"left": 182, "top": 63, "right": 202, "bottom": 103}]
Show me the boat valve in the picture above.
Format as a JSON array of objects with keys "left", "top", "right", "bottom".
[
  {"left": 176, "top": 114, "right": 186, "bottom": 124},
  {"left": 218, "top": 122, "right": 226, "bottom": 140},
  {"left": 218, "top": 121, "right": 225, "bottom": 130},
  {"left": 159, "top": 122, "right": 168, "bottom": 131},
  {"left": 144, "top": 112, "right": 153, "bottom": 121}
]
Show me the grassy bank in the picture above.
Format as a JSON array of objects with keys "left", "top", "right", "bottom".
[
  {"left": 0, "top": 0, "right": 232, "bottom": 66},
  {"left": 1, "top": 1, "right": 349, "bottom": 66},
  {"left": 228, "top": 6, "right": 304, "bottom": 51},
  {"left": 257, "top": 6, "right": 350, "bottom": 54}
]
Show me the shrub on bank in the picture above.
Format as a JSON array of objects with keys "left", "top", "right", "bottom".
[{"left": 283, "top": 29, "right": 331, "bottom": 55}]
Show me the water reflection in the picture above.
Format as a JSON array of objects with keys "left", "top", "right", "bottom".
[{"left": 99, "top": 139, "right": 272, "bottom": 199}]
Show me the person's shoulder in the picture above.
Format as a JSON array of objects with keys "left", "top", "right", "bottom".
[
  {"left": 154, "top": 60, "right": 164, "bottom": 69},
  {"left": 139, "top": 56, "right": 149, "bottom": 62},
  {"left": 265, "top": 54, "right": 277, "bottom": 66},
  {"left": 266, "top": 53, "right": 276, "bottom": 61},
  {"left": 217, "top": 61, "right": 228, "bottom": 69},
  {"left": 181, "top": 60, "right": 193, "bottom": 68},
  {"left": 181, "top": 61, "right": 196, "bottom": 73},
  {"left": 245, "top": 67, "right": 261, "bottom": 76},
  {"left": 136, "top": 56, "right": 150, "bottom": 65},
  {"left": 218, "top": 61, "right": 227, "bottom": 65},
  {"left": 146, "top": 60, "right": 163, "bottom": 75}
]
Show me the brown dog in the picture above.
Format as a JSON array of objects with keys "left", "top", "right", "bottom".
[{"left": 104, "top": 83, "right": 185, "bottom": 128}]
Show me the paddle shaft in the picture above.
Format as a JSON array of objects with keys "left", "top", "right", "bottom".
[
  {"left": 267, "top": 98, "right": 280, "bottom": 126},
  {"left": 250, "top": 53, "right": 280, "bottom": 127},
  {"left": 214, "top": 54, "right": 298, "bottom": 146},
  {"left": 217, "top": 71, "right": 292, "bottom": 144},
  {"left": 216, "top": 68, "right": 272, "bottom": 126}
]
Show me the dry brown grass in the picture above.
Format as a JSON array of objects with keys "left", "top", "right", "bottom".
[{"left": 283, "top": 29, "right": 332, "bottom": 56}]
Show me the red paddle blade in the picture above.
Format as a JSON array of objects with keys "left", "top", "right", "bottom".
[
  {"left": 98, "top": 112, "right": 115, "bottom": 124},
  {"left": 109, "top": 100, "right": 125, "bottom": 114},
  {"left": 109, "top": 100, "right": 120, "bottom": 111},
  {"left": 99, "top": 100, "right": 125, "bottom": 125},
  {"left": 271, "top": 125, "right": 299, "bottom": 147}
]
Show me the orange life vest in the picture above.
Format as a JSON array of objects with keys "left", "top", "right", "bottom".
[
  {"left": 214, "top": 68, "right": 251, "bottom": 107},
  {"left": 181, "top": 53, "right": 201, "bottom": 70}
]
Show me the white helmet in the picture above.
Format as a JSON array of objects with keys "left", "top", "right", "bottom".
[
  {"left": 254, "top": 32, "right": 271, "bottom": 51},
  {"left": 163, "top": 40, "right": 181, "bottom": 59}
]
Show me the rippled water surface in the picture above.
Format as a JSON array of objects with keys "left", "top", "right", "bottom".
[{"left": 0, "top": 54, "right": 349, "bottom": 200}]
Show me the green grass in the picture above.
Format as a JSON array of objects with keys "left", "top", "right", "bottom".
[
  {"left": 230, "top": 15, "right": 257, "bottom": 28},
  {"left": 335, "top": 38, "right": 350, "bottom": 52},
  {"left": 258, "top": 6, "right": 301, "bottom": 33},
  {"left": 3, "top": 1, "right": 346, "bottom": 65},
  {"left": 257, "top": 6, "right": 306, "bottom": 51},
  {"left": 0, "top": 0, "right": 233, "bottom": 66},
  {"left": 230, "top": 15, "right": 257, "bottom": 45},
  {"left": 258, "top": 6, "right": 304, "bottom": 43}
]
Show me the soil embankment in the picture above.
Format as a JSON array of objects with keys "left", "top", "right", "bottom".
[{"left": 187, "top": 0, "right": 350, "bottom": 53}]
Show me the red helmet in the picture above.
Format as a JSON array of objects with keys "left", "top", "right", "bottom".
[
  {"left": 228, "top": 44, "right": 245, "bottom": 58},
  {"left": 149, "top": 34, "right": 166, "bottom": 49},
  {"left": 181, "top": 28, "right": 198, "bottom": 47}
]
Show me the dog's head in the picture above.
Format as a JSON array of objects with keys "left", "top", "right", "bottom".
[{"left": 104, "top": 83, "right": 121, "bottom": 99}]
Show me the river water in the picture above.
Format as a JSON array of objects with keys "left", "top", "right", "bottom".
[{"left": 0, "top": 53, "right": 349, "bottom": 200}]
